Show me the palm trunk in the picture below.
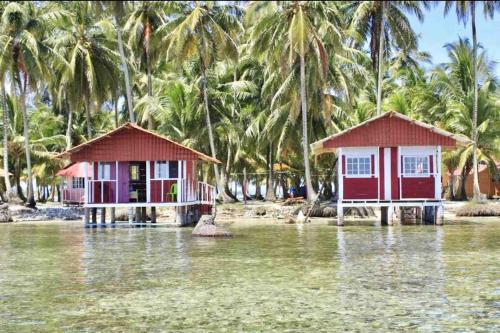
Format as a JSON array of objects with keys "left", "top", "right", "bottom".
[
  {"left": 376, "top": 3, "right": 385, "bottom": 116},
  {"left": 199, "top": 55, "right": 223, "bottom": 199},
  {"left": 19, "top": 82, "right": 35, "bottom": 207},
  {"left": 1, "top": 81, "right": 11, "bottom": 194},
  {"left": 65, "top": 99, "right": 72, "bottom": 150},
  {"left": 145, "top": 20, "right": 154, "bottom": 130},
  {"left": 116, "top": 21, "right": 135, "bottom": 123},
  {"left": 114, "top": 95, "right": 119, "bottom": 128},
  {"left": 265, "top": 142, "right": 276, "bottom": 200},
  {"left": 299, "top": 53, "right": 316, "bottom": 201},
  {"left": 15, "top": 159, "right": 26, "bottom": 202},
  {"left": 85, "top": 94, "right": 92, "bottom": 139},
  {"left": 471, "top": 5, "right": 481, "bottom": 201}
]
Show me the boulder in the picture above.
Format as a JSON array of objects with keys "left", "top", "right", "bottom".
[
  {"left": 192, "top": 215, "right": 231, "bottom": 237},
  {"left": 0, "top": 204, "right": 12, "bottom": 223},
  {"left": 254, "top": 206, "right": 267, "bottom": 216}
]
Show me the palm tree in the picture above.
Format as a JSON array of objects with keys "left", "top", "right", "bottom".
[
  {"left": 1, "top": 75, "right": 11, "bottom": 194},
  {"left": 248, "top": 1, "right": 342, "bottom": 201},
  {"left": 0, "top": 2, "right": 62, "bottom": 206},
  {"left": 101, "top": 1, "right": 135, "bottom": 123},
  {"left": 444, "top": 0, "right": 500, "bottom": 201},
  {"left": 162, "top": 1, "right": 242, "bottom": 201},
  {"left": 345, "top": 1, "right": 428, "bottom": 115},
  {"left": 51, "top": 1, "right": 120, "bottom": 139},
  {"left": 124, "top": 1, "right": 165, "bottom": 129}
]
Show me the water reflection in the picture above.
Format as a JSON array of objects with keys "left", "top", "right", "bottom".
[{"left": 0, "top": 221, "right": 498, "bottom": 332}]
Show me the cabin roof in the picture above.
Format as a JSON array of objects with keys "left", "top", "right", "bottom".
[
  {"left": 59, "top": 122, "right": 221, "bottom": 163},
  {"left": 311, "top": 111, "right": 472, "bottom": 155}
]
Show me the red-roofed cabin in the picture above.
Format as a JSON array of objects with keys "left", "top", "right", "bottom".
[
  {"left": 57, "top": 162, "right": 89, "bottom": 205},
  {"left": 311, "top": 112, "right": 471, "bottom": 225},
  {"left": 58, "top": 123, "right": 218, "bottom": 222}
]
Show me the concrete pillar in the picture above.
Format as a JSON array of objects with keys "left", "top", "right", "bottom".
[
  {"left": 423, "top": 206, "right": 436, "bottom": 225},
  {"left": 91, "top": 208, "right": 97, "bottom": 224},
  {"left": 151, "top": 207, "right": 156, "bottom": 223},
  {"left": 387, "top": 205, "right": 394, "bottom": 226},
  {"left": 337, "top": 205, "right": 344, "bottom": 226},
  {"left": 128, "top": 208, "right": 134, "bottom": 223},
  {"left": 135, "top": 207, "right": 141, "bottom": 224},
  {"left": 416, "top": 207, "right": 423, "bottom": 224},
  {"left": 436, "top": 205, "right": 444, "bottom": 226},
  {"left": 110, "top": 207, "right": 116, "bottom": 224},
  {"left": 84, "top": 208, "right": 90, "bottom": 225},
  {"left": 141, "top": 207, "right": 147, "bottom": 223},
  {"left": 176, "top": 206, "right": 187, "bottom": 226},
  {"left": 381, "top": 207, "right": 388, "bottom": 226},
  {"left": 100, "top": 208, "right": 106, "bottom": 224}
]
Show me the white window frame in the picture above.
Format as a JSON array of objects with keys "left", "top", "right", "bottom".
[
  {"left": 72, "top": 177, "right": 85, "bottom": 189},
  {"left": 402, "top": 155, "right": 430, "bottom": 177},
  {"left": 345, "top": 156, "right": 372, "bottom": 178},
  {"left": 98, "top": 162, "right": 112, "bottom": 180},
  {"left": 154, "top": 161, "right": 179, "bottom": 179}
]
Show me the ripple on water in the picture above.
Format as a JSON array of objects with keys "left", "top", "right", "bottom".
[{"left": 0, "top": 221, "right": 498, "bottom": 332}]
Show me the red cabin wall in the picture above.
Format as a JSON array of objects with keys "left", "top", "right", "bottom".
[
  {"left": 343, "top": 178, "right": 379, "bottom": 199},
  {"left": 391, "top": 147, "right": 400, "bottom": 199}
]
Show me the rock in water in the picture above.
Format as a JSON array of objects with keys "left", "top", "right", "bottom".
[
  {"left": 0, "top": 204, "right": 12, "bottom": 223},
  {"left": 192, "top": 215, "right": 231, "bottom": 237}
]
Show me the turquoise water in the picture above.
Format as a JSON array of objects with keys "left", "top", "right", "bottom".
[{"left": 0, "top": 220, "right": 498, "bottom": 332}]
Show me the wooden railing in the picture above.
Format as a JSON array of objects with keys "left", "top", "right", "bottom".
[
  {"left": 62, "top": 188, "right": 85, "bottom": 204},
  {"left": 198, "top": 181, "right": 216, "bottom": 205},
  {"left": 88, "top": 180, "right": 118, "bottom": 204}
]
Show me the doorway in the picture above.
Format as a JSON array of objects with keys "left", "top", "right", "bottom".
[{"left": 129, "top": 162, "right": 146, "bottom": 202}]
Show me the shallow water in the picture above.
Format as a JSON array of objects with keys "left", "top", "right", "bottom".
[{"left": 0, "top": 220, "right": 498, "bottom": 332}]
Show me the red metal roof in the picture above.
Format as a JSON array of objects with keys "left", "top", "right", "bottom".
[
  {"left": 311, "top": 111, "right": 472, "bottom": 154},
  {"left": 59, "top": 123, "right": 221, "bottom": 163},
  {"left": 56, "top": 162, "right": 90, "bottom": 177}
]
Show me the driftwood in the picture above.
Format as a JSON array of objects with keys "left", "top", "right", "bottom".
[{"left": 192, "top": 215, "right": 232, "bottom": 237}]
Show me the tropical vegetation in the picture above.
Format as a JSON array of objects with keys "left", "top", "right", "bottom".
[{"left": 0, "top": 1, "right": 499, "bottom": 205}]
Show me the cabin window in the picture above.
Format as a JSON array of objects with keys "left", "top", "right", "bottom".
[
  {"left": 403, "top": 156, "right": 429, "bottom": 176},
  {"left": 98, "top": 163, "right": 112, "bottom": 180},
  {"left": 346, "top": 157, "right": 371, "bottom": 176},
  {"left": 72, "top": 177, "right": 85, "bottom": 189},
  {"left": 155, "top": 161, "right": 179, "bottom": 179}
]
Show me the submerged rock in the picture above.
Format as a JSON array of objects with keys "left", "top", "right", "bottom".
[
  {"left": 0, "top": 204, "right": 12, "bottom": 223},
  {"left": 192, "top": 215, "right": 231, "bottom": 237}
]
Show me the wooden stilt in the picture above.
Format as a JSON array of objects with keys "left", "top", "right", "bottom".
[
  {"left": 381, "top": 207, "right": 388, "bottom": 226},
  {"left": 110, "top": 207, "right": 116, "bottom": 224},
  {"left": 141, "top": 207, "right": 147, "bottom": 223},
  {"left": 84, "top": 208, "right": 90, "bottom": 224},
  {"left": 91, "top": 208, "right": 97, "bottom": 224},
  {"left": 135, "top": 207, "right": 141, "bottom": 224},
  {"left": 100, "top": 208, "right": 106, "bottom": 224},
  {"left": 151, "top": 207, "right": 157, "bottom": 223}
]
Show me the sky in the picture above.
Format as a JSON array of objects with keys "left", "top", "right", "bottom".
[{"left": 409, "top": 2, "right": 500, "bottom": 76}]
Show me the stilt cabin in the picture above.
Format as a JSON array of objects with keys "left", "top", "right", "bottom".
[
  {"left": 311, "top": 111, "right": 471, "bottom": 225},
  {"left": 58, "top": 123, "right": 218, "bottom": 224}
]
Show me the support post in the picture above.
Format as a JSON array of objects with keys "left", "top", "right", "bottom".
[
  {"left": 387, "top": 205, "right": 394, "bottom": 226},
  {"left": 100, "top": 207, "right": 106, "bottom": 225},
  {"left": 337, "top": 203, "right": 344, "bottom": 226},
  {"left": 128, "top": 208, "right": 133, "bottom": 223},
  {"left": 176, "top": 206, "right": 187, "bottom": 226},
  {"left": 381, "top": 206, "right": 388, "bottom": 226},
  {"left": 151, "top": 207, "right": 157, "bottom": 223},
  {"left": 110, "top": 207, "right": 116, "bottom": 224},
  {"left": 91, "top": 208, "right": 97, "bottom": 224},
  {"left": 135, "top": 207, "right": 141, "bottom": 224},
  {"left": 84, "top": 208, "right": 90, "bottom": 225},
  {"left": 141, "top": 207, "right": 147, "bottom": 223},
  {"left": 436, "top": 205, "right": 444, "bottom": 225}
]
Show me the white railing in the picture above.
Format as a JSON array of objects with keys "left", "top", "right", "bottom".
[
  {"left": 88, "top": 179, "right": 118, "bottom": 204},
  {"left": 198, "top": 181, "right": 216, "bottom": 205},
  {"left": 62, "top": 188, "right": 85, "bottom": 204}
]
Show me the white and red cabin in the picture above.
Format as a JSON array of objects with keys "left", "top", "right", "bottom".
[
  {"left": 311, "top": 112, "right": 471, "bottom": 225},
  {"left": 58, "top": 123, "right": 218, "bottom": 224}
]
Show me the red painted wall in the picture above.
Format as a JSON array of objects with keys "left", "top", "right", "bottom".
[
  {"left": 343, "top": 178, "right": 379, "bottom": 199},
  {"left": 391, "top": 147, "right": 399, "bottom": 199},
  {"left": 401, "top": 178, "right": 435, "bottom": 198}
]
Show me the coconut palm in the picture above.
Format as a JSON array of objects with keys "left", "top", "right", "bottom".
[
  {"left": 444, "top": 0, "right": 500, "bottom": 200},
  {"left": 124, "top": 1, "right": 165, "bottom": 129},
  {"left": 248, "top": 1, "right": 344, "bottom": 201},
  {"left": 51, "top": 1, "right": 120, "bottom": 140},
  {"left": 0, "top": 2, "right": 65, "bottom": 206},
  {"left": 161, "top": 1, "right": 242, "bottom": 201},
  {"left": 344, "top": 1, "right": 428, "bottom": 115}
]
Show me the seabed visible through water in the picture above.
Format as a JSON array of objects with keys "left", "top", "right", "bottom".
[{"left": 0, "top": 218, "right": 498, "bottom": 332}]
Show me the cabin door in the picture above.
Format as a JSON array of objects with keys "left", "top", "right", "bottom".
[
  {"left": 129, "top": 162, "right": 147, "bottom": 202},
  {"left": 383, "top": 148, "right": 392, "bottom": 200}
]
